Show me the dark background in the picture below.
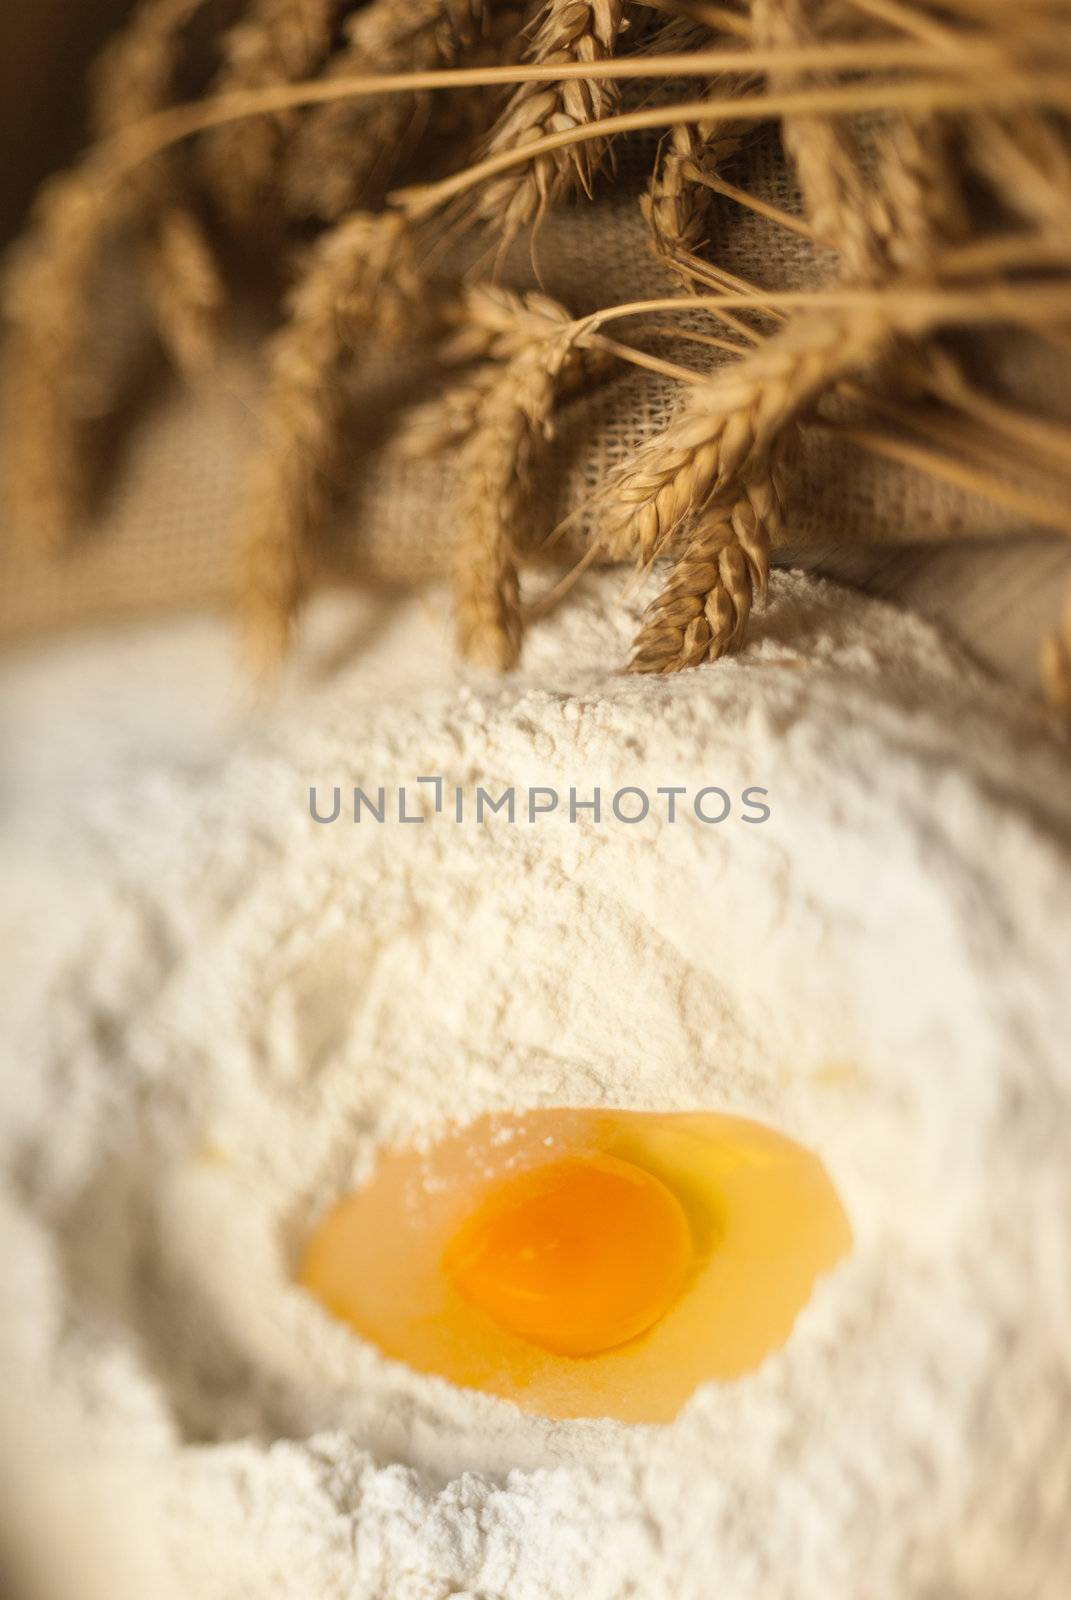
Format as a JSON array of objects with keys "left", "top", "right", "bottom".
[{"left": 0, "top": 1, "right": 136, "bottom": 242}]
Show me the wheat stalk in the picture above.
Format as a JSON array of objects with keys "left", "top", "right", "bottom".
[
  {"left": 237, "top": 211, "right": 422, "bottom": 668},
  {"left": 603, "top": 307, "right": 892, "bottom": 560},
  {"left": 202, "top": 0, "right": 346, "bottom": 226},
  {"left": 627, "top": 474, "right": 781, "bottom": 673},
  {"left": 474, "top": 0, "right": 628, "bottom": 241},
  {"left": 91, "top": 55, "right": 1071, "bottom": 206}
]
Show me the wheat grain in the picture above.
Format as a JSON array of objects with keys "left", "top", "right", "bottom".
[
  {"left": 603, "top": 308, "right": 890, "bottom": 561},
  {"left": 237, "top": 211, "right": 421, "bottom": 668},
  {"left": 400, "top": 364, "right": 503, "bottom": 458},
  {"left": 447, "top": 283, "right": 579, "bottom": 356},
  {"left": 475, "top": 0, "right": 628, "bottom": 242},
  {"left": 626, "top": 473, "right": 781, "bottom": 673},
  {"left": 203, "top": 0, "right": 346, "bottom": 226}
]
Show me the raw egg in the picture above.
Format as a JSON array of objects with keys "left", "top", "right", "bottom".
[{"left": 299, "top": 1107, "right": 851, "bottom": 1423}]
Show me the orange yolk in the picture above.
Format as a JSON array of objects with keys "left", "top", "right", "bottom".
[{"left": 442, "top": 1153, "right": 692, "bottom": 1357}]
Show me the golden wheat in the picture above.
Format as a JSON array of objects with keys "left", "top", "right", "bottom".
[
  {"left": 627, "top": 473, "right": 781, "bottom": 673},
  {"left": 878, "top": 116, "right": 970, "bottom": 273},
  {"left": 730, "top": 468, "right": 781, "bottom": 605},
  {"left": 751, "top": 0, "right": 895, "bottom": 282},
  {"left": 149, "top": 204, "right": 225, "bottom": 374},
  {"left": 451, "top": 287, "right": 595, "bottom": 667},
  {"left": 5, "top": 0, "right": 1071, "bottom": 697},
  {"left": 475, "top": 0, "right": 627, "bottom": 241},
  {"left": 1041, "top": 585, "right": 1071, "bottom": 717},
  {"left": 92, "top": 0, "right": 225, "bottom": 378},
  {"left": 642, "top": 97, "right": 752, "bottom": 283},
  {"left": 454, "top": 387, "right": 531, "bottom": 670},
  {"left": 2, "top": 171, "right": 136, "bottom": 547},
  {"left": 202, "top": 0, "right": 344, "bottom": 226},
  {"left": 2, "top": 0, "right": 224, "bottom": 547},
  {"left": 400, "top": 361, "right": 504, "bottom": 458},
  {"left": 284, "top": 0, "right": 498, "bottom": 220},
  {"left": 604, "top": 309, "right": 891, "bottom": 561},
  {"left": 401, "top": 284, "right": 576, "bottom": 455},
  {"left": 238, "top": 211, "right": 421, "bottom": 667},
  {"left": 90, "top": 0, "right": 205, "bottom": 135}
]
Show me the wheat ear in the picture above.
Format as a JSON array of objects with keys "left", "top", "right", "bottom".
[
  {"left": 627, "top": 476, "right": 780, "bottom": 673},
  {"left": 449, "top": 287, "right": 596, "bottom": 668},
  {"left": 147, "top": 205, "right": 226, "bottom": 375},
  {"left": 642, "top": 91, "right": 753, "bottom": 284},
  {"left": 475, "top": 0, "right": 628, "bottom": 242},
  {"left": 1, "top": 171, "right": 138, "bottom": 547},
  {"left": 877, "top": 115, "right": 970, "bottom": 274},
  {"left": 202, "top": 0, "right": 345, "bottom": 226},
  {"left": 285, "top": 1, "right": 498, "bottom": 221},
  {"left": 603, "top": 308, "right": 891, "bottom": 561},
  {"left": 237, "top": 212, "right": 421, "bottom": 668},
  {"left": 751, "top": 0, "right": 893, "bottom": 282},
  {"left": 2, "top": 0, "right": 222, "bottom": 544},
  {"left": 401, "top": 283, "right": 581, "bottom": 455},
  {"left": 90, "top": 0, "right": 225, "bottom": 379},
  {"left": 1041, "top": 586, "right": 1071, "bottom": 719}
]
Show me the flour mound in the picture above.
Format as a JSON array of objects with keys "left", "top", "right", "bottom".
[{"left": 1, "top": 572, "right": 1070, "bottom": 1600}]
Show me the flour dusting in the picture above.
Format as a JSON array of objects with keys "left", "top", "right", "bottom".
[{"left": 1, "top": 571, "right": 1070, "bottom": 1600}]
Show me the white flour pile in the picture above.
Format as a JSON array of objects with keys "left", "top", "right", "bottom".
[{"left": 2, "top": 570, "right": 1071, "bottom": 1600}]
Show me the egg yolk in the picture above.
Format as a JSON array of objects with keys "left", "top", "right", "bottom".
[
  {"left": 442, "top": 1153, "right": 692, "bottom": 1357},
  {"left": 299, "top": 1107, "right": 852, "bottom": 1423}
]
